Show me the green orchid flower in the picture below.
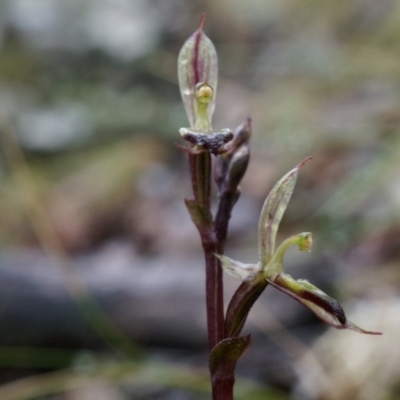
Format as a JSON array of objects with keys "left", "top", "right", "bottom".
[
  {"left": 177, "top": 18, "right": 233, "bottom": 154},
  {"left": 218, "top": 158, "right": 381, "bottom": 336}
]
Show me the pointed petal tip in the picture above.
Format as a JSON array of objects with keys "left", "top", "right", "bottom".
[
  {"left": 345, "top": 320, "right": 382, "bottom": 335},
  {"left": 297, "top": 156, "right": 313, "bottom": 170},
  {"left": 199, "top": 13, "right": 206, "bottom": 30},
  {"left": 267, "top": 274, "right": 382, "bottom": 336},
  {"left": 246, "top": 116, "right": 252, "bottom": 129}
]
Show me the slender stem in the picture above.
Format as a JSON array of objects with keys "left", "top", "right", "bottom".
[
  {"left": 187, "top": 17, "right": 235, "bottom": 396},
  {"left": 192, "top": 151, "right": 211, "bottom": 208},
  {"left": 212, "top": 188, "right": 241, "bottom": 400},
  {"left": 188, "top": 155, "right": 234, "bottom": 399},
  {"left": 212, "top": 377, "right": 234, "bottom": 400},
  {"left": 189, "top": 151, "right": 224, "bottom": 351},
  {"left": 189, "top": 150, "right": 228, "bottom": 399},
  {"left": 204, "top": 235, "right": 224, "bottom": 351}
]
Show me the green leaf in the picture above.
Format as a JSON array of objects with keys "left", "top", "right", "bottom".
[
  {"left": 268, "top": 273, "right": 381, "bottom": 335},
  {"left": 177, "top": 15, "right": 218, "bottom": 128},
  {"left": 209, "top": 335, "right": 251, "bottom": 378},
  {"left": 258, "top": 157, "right": 312, "bottom": 267}
]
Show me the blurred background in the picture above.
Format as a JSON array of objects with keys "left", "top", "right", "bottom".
[{"left": 0, "top": 0, "right": 399, "bottom": 399}]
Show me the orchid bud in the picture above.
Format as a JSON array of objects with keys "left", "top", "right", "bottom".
[{"left": 214, "top": 118, "right": 252, "bottom": 193}]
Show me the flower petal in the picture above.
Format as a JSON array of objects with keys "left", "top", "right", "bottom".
[
  {"left": 216, "top": 254, "right": 258, "bottom": 281},
  {"left": 177, "top": 15, "right": 218, "bottom": 128},
  {"left": 258, "top": 157, "right": 312, "bottom": 267},
  {"left": 268, "top": 273, "right": 381, "bottom": 335}
]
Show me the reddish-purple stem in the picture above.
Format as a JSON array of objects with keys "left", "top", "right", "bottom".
[{"left": 187, "top": 14, "right": 238, "bottom": 399}]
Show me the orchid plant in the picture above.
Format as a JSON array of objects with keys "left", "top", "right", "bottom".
[{"left": 177, "top": 15, "right": 380, "bottom": 400}]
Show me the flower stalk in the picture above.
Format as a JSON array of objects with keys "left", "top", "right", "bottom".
[
  {"left": 178, "top": 16, "right": 224, "bottom": 351},
  {"left": 178, "top": 15, "right": 250, "bottom": 400},
  {"left": 177, "top": 14, "right": 381, "bottom": 400}
]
